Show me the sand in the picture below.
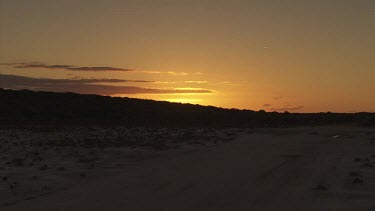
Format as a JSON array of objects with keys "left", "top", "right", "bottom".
[{"left": 1, "top": 126, "right": 375, "bottom": 210}]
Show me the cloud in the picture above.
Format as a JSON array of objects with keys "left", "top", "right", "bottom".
[
  {"left": 270, "top": 106, "right": 304, "bottom": 112},
  {"left": 0, "top": 74, "right": 212, "bottom": 95},
  {"left": 138, "top": 70, "right": 189, "bottom": 76},
  {"left": 1, "top": 62, "right": 133, "bottom": 72},
  {"left": 184, "top": 81, "right": 208, "bottom": 84},
  {"left": 153, "top": 81, "right": 176, "bottom": 84},
  {"left": 0, "top": 74, "right": 153, "bottom": 84},
  {"left": 67, "top": 76, "right": 154, "bottom": 83},
  {"left": 1, "top": 62, "right": 192, "bottom": 76},
  {"left": 263, "top": 104, "right": 271, "bottom": 107}
]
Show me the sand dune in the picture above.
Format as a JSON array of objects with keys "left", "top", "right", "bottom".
[{"left": 2, "top": 126, "right": 375, "bottom": 210}]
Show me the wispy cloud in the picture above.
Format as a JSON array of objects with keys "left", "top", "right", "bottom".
[
  {"left": 1, "top": 62, "right": 133, "bottom": 72},
  {"left": 270, "top": 106, "right": 304, "bottom": 112},
  {"left": 263, "top": 104, "right": 271, "bottom": 107},
  {"left": 70, "top": 77, "right": 154, "bottom": 83},
  {"left": 184, "top": 80, "right": 208, "bottom": 84},
  {"left": 138, "top": 70, "right": 189, "bottom": 76},
  {"left": 0, "top": 74, "right": 153, "bottom": 84},
  {"left": 1, "top": 62, "right": 191, "bottom": 75},
  {"left": 0, "top": 74, "right": 212, "bottom": 95},
  {"left": 153, "top": 81, "right": 177, "bottom": 84}
]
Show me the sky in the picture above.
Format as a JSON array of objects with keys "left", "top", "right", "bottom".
[{"left": 1, "top": 0, "right": 374, "bottom": 112}]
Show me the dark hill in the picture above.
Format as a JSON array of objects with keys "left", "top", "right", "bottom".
[{"left": 0, "top": 88, "right": 374, "bottom": 128}]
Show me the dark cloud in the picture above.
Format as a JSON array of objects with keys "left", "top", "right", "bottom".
[
  {"left": 0, "top": 74, "right": 212, "bottom": 95},
  {"left": 0, "top": 74, "right": 153, "bottom": 84},
  {"left": 67, "top": 66, "right": 133, "bottom": 71},
  {"left": 263, "top": 104, "right": 271, "bottom": 107},
  {"left": 0, "top": 62, "right": 133, "bottom": 72},
  {"left": 0, "top": 62, "right": 191, "bottom": 76},
  {"left": 270, "top": 106, "right": 304, "bottom": 112}
]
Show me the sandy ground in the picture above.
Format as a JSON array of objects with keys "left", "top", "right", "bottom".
[{"left": 2, "top": 126, "right": 375, "bottom": 210}]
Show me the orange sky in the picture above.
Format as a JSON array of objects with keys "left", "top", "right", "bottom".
[{"left": 1, "top": 0, "right": 374, "bottom": 112}]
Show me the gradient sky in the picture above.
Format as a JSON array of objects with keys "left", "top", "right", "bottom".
[{"left": 1, "top": 0, "right": 374, "bottom": 112}]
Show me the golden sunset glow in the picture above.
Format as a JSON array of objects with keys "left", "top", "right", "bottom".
[{"left": 1, "top": 1, "right": 374, "bottom": 112}]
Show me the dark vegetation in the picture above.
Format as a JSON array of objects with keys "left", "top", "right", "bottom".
[{"left": 0, "top": 88, "right": 374, "bottom": 128}]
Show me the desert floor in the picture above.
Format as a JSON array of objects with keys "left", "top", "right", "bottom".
[{"left": 1, "top": 126, "right": 375, "bottom": 211}]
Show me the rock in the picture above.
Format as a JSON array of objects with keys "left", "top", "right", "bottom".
[
  {"left": 313, "top": 184, "right": 328, "bottom": 191},
  {"left": 353, "top": 178, "right": 364, "bottom": 184},
  {"left": 39, "top": 164, "right": 48, "bottom": 171},
  {"left": 348, "top": 171, "right": 362, "bottom": 177},
  {"left": 354, "top": 158, "right": 361, "bottom": 162}
]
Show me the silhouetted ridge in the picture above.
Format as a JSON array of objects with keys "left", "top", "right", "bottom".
[{"left": 0, "top": 89, "right": 374, "bottom": 128}]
